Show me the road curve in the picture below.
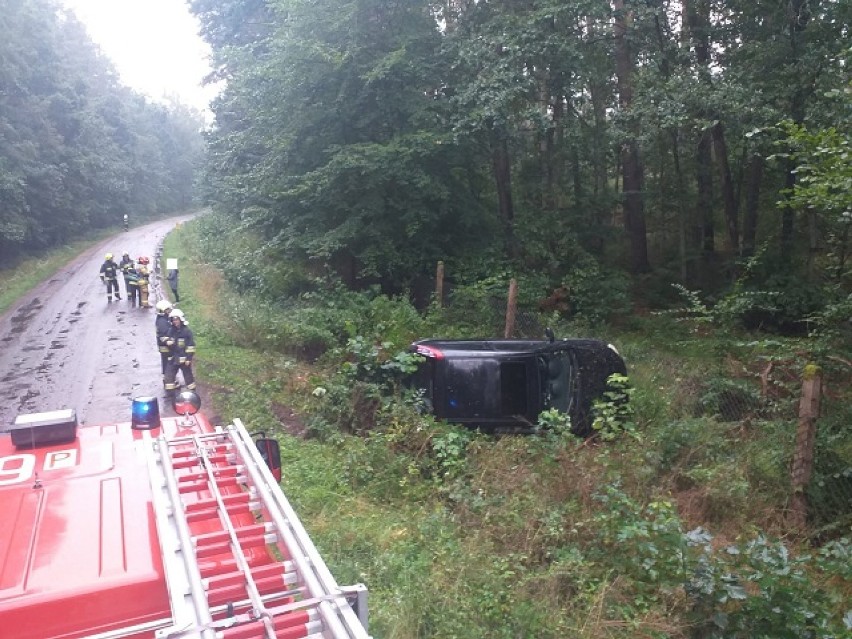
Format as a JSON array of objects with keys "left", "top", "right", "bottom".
[{"left": 0, "top": 216, "right": 193, "bottom": 428}]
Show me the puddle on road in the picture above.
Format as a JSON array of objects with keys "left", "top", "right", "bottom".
[{"left": 9, "top": 298, "right": 43, "bottom": 326}]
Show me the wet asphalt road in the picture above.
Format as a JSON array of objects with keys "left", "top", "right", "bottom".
[{"left": 0, "top": 217, "right": 193, "bottom": 428}]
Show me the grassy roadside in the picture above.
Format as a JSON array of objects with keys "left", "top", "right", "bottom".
[{"left": 0, "top": 232, "right": 116, "bottom": 314}]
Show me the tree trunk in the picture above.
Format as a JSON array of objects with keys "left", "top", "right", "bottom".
[
  {"left": 686, "top": 0, "right": 716, "bottom": 257},
  {"left": 670, "top": 131, "right": 689, "bottom": 282},
  {"left": 781, "top": 1, "right": 808, "bottom": 252},
  {"left": 540, "top": 80, "right": 557, "bottom": 210},
  {"left": 696, "top": 129, "right": 715, "bottom": 254},
  {"left": 782, "top": 157, "right": 797, "bottom": 253},
  {"left": 712, "top": 122, "right": 740, "bottom": 255},
  {"left": 613, "top": 0, "right": 649, "bottom": 273},
  {"left": 589, "top": 77, "right": 608, "bottom": 201},
  {"left": 491, "top": 128, "right": 517, "bottom": 260},
  {"left": 742, "top": 153, "right": 763, "bottom": 257}
]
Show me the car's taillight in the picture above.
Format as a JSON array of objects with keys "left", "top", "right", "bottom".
[{"left": 415, "top": 345, "right": 444, "bottom": 359}]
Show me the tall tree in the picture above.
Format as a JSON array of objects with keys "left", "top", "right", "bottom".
[
  {"left": 195, "top": 0, "right": 488, "bottom": 292},
  {"left": 612, "top": 0, "right": 649, "bottom": 273}
]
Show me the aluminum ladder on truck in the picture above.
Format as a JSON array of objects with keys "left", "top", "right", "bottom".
[{"left": 144, "top": 419, "right": 371, "bottom": 639}]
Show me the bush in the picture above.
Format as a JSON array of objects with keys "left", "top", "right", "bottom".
[{"left": 685, "top": 534, "right": 850, "bottom": 639}]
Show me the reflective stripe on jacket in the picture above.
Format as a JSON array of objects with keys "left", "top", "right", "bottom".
[
  {"left": 99, "top": 260, "right": 119, "bottom": 280},
  {"left": 166, "top": 324, "right": 196, "bottom": 364},
  {"left": 156, "top": 315, "right": 172, "bottom": 353}
]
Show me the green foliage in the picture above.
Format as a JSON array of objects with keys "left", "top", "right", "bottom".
[
  {"left": 194, "top": 0, "right": 492, "bottom": 295},
  {"left": 431, "top": 428, "right": 474, "bottom": 481},
  {"left": 430, "top": 274, "right": 516, "bottom": 337},
  {"left": 685, "top": 534, "right": 850, "bottom": 639},
  {"left": 776, "top": 121, "right": 852, "bottom": 253},
  {"left": 592, "top": 373, "right": 638, "bottom": 441},
  {"left": 535, "top": 407, "right": 574, "bottom": 444},
  {"left": 669, "top": 274, "right": 829, "bottom": 337},
  {"left": 307, "top": 332, "right": 422, "bottom": 437},
  {"left": 581, "top": 486, "right": 850, "bottom": 637},
  {"left": 588, "top": 486, "right": 688, "bottom": 593},
  {"left": 338, "top": 337, "right": 422, "bottom": 391},
  {"left": 561, "top": 262, "right": 633, "bottom": 326}
]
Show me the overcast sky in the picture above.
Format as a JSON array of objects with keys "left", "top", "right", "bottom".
[{"left": 60, "top": 0, "right": 218, "bottom": 113}]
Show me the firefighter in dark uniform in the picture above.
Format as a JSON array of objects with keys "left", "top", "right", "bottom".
[
  {"left": 163, "top": 308, "right": 196, "bottom": 400},
  {"left": 99, "top": 253, "right": 122, "bottom": 302},
  {"left": 155, "top": 300, "right": 174, "bottom": 379},
  {"left": 119, "top": 253, "right": 137, "bottom": 304}
]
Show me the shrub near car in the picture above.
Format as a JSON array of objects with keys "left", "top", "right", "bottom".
[{"left": 409, "top": 335, "right": 627, "bottom": 436}]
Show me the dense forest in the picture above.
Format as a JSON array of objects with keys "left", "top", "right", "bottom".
[
  {"left": 0, "top": 0, "right": 205, "bottom": 266},
  {"left": 1, "top": 1, "right": 849, "bottom": 635},
  {"left": 190, "top": 0, "right": 850, "bottom": 327}
]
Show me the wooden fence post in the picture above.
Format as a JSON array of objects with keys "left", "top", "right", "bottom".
[
  {"left": 504, "top": 278, "right": 518, "bottom": 338},
  {"left": 789, "top": 363, "right": 822, "bottom": 530},
  {"left": 436, "top": 261, "right": 444, "bottom": 308}
]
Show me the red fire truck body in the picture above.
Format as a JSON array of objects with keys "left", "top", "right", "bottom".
[{"left": 0, "top": 406, "right": 369, "bottom": 639}]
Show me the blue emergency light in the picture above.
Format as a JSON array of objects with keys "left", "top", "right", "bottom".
[{"left": 131, "top": 396, "right": 161, "bottom": 430}]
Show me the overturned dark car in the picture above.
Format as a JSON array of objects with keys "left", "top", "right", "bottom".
[{"left": 408, "top": 335, "right": 627, "bottom": 436}]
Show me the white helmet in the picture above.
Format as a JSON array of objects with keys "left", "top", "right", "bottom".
[
  {"left": 155, "top": 300, "right": 173, "bottom": 313},
  {"left": 168, "top": 309, "right": 186, "bottom": 322}
]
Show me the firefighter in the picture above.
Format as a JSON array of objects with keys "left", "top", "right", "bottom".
[
  {"left": 118, "top": 253, "right": 137, "bottom": 304},
  {"left": 155, "top": 300, "right": 173, "bottom": 378},
  {"left": 163, "top": 308, "right": 196, "bottom": 400},
  {"left": 136, "top": 256, "right": 151, "bottom": 308},
  {"left": 98, "top": 253, "right": 122, "bottom": 302}
]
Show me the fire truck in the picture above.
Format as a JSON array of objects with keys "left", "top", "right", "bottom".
[{"left": 0, "top": 392, "right": 371, "bottom": 639}]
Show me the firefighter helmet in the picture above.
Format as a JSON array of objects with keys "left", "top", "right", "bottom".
[
  {"left": 169, "top": 309, "right": 185, "bottom": 322},
  {"left": 137, "top": 256, "right": 150, "bottom": 265},
  {"left": 155, "top": 300, "right": 173, "bottom": 313},
  {"left": 105, "top": 253, "right": 113, "bottom": 260}
]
